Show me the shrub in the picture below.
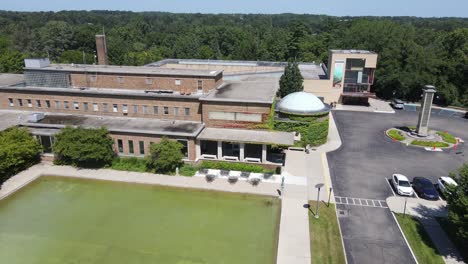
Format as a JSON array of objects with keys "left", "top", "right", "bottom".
[
  {"left": 411, "top": 140, "right": 449, "bottom": 148},
  {"left": 146, "top": 137, "right": 184, "bottom": 174},
  {"left": 53, "top": 126, "right": 114, "bottom": 168},
  {"left": 199, "top": 160, "right": 274, "bottom": 174},
  {"left": 388, "top": 129, "right": 405, "bottom": 141},
  {"left": 437, "top": 132, "right": 457, "bottom": 144},
  {"left": 0, "top": 127, "right": 42, "bottom": 185},
  {"left": 274, "top": 117, "right": 329, "bottom": 147},
  {"left": 179, "top": 164, "right": 198, "bottom": 176},
  {"left": 111, "top": 157, "right": 147, "bottom": 172}
]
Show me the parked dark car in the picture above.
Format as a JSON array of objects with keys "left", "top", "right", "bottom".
[
  {"left": 464, "top": 111, "right": 468, "bottom": 119},
  {"left": 412, "top": 177, "right": 439, "bottom": 200}
]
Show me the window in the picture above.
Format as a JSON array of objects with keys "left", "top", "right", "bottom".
[
  {"left": 73, "top": 102, "right": 79, "bottom": 110},
  {"left": 139, "top": 141, "right": 145, "bottom": 155},
  {"left": 175, "top": 79, "right": 181, "bottom": 86},
  {"left": 153, "top": 106, "right": 158, "bottom": 115},
  {"left": 122, "top": 104, "right": 128, "bottom": 113},
  {"left": 83, "top": 102, "right": 88, "bottom": 111},
  {"left": 18, "top": 99, "right": 23, "bottom": 107},
  {"left": 54, "top": 101, "right": 59, "bottom": 109},
  {"left": 208, "top": 111, "right": 262, "bottom": 122},
  {"left": 145, "top": 78, "right": 153, "bottom": 85},
  {"left": 112, "top": 104, "right": 118, "bottom": 112},
  {"left": 93, "top": 103, "right": 99, "bottom": 112},
  {"left": 45, "top": 100, "right": 51, "bottom": 108},
  {"left": 38, "top": 135, "right": 54, "bottom": 154},
  {"left": 197, "top": 80, "right": 203, "bottom": 91},
  {"left": 117, "top": 76, "right": 124, "bottom": 84},
  {"left": 173, "top": 107, "right": 179, "bottom": 116},
  {"left": 36, "top": 100, "right": 41, "bottom": 108},
  {"left": 102, "top": 103, "right": 108, "bottom": 112},
  {"left": 133, "top": 105, "right": 138, "bottom": 113},
  {"left": 8, "top": 98, "right": 14, "bottom": 107},
  {"left": 128, "top": 140, "right": 134, "bottom": 154},
  {"left": 163, "top": 106, "right": 169, "bottom": 115},
  {"left": 64, "top": 101, "right": 70, "bottom": 109},
  {"left": 27, "top": 99, "right": 32, "bottom": 107},
  {"left": 184, "top": 107, "right": 190, "bottom": 116},
  {"left": 177, "top": 140, "right": 188, "bottom": 159},
  {"left": 117, "top": 139, "right": 123, "bottom": 153},
  {"left": 143, "top": 105, "right": 148, "bottom": 114},
  {"left": 88, "top": 75, "right": 97, "bottom": 82}
]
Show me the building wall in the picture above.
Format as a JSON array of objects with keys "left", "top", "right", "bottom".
[
  {"left": 202, "top": 102, "right": 271, "bottom": 128},
  {"left": 70, "top": 73, "right": 220, "bottom": 94},
  {"left": 110, "top": 132, "right": 196, "bottom": 160},
  {"left": 327, "top": 52, "right": 378, "bottom": 91},
  {"left": 303, "top": 79, "right": 342, "bottom": 104},
  {"left": 0, "top": 91, "right": 202, "bottom": 122}
]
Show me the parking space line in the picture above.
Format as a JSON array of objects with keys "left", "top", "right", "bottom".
[
  {"left": 385, "top": 178, "right": 396, "bottom": 196},
  {"left": 414, "top": 191, "right": 420, "bottom": 200}
]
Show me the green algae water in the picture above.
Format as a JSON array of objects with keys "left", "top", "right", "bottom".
[{"left": 0, "top": 176, "right": 280, "bottom": 264}]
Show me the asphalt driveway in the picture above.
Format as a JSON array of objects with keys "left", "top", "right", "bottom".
[{"left": 328, "top": 110, "right": 468, "bottom": 264}]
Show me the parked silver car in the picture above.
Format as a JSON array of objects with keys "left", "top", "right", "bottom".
[{"left": 391, "top": 99, "right": 405, "bottom": 109}]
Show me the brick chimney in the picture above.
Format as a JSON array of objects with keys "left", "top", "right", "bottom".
[{"left": 95, "top": 34, "right": 108, "bottom": 65}]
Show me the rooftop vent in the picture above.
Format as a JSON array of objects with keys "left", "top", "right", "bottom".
[
  {"left": 24, "top": 58, "right": 50, "bottom": 68},
  {"left": 28, "top": 113, "right": 45, "bottom": 123}
]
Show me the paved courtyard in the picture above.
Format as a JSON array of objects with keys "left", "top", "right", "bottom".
[{"left": 328, "top": 110, "right": 468, "bottom": 264}]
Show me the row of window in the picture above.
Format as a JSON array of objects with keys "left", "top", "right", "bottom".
[
  {"left": 8, "top": 98, "right": 191, "bottom": 116},
  {"left": 87, "top": 75, "right": 204, "bottom": 90},
  {"left": 116, "top": 139, "right": 188, "bottom": 158},
  {"left": 208, "top": 111, "right": 262, "bottom": 122}
]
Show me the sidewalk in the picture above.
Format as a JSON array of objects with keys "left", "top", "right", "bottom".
[{"left": 387, "top": 196, "right": 464, "bottom": 264}]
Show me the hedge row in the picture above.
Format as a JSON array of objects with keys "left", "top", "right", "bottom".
[
  {"left": 274, "top": 117, "right": 329, "bottom": 147},
  {"left": 199, "top": 160, "right": 274, "bottom": 173}
]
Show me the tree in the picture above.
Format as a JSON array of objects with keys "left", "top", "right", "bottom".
[
  {"left": 39, "top": 21, "right": 74, "bottom": 60},
  {"left": 278, "top": 61, "right": 304, "bottom": 98},
  {"left": 445, "top": 164, "right": 468, "bottom": 247},
  {"left": 146, "top": 137, "right": 184, "bottom": 174},
  {"left": 0, "top": 127, "right": 42, "bottom": 185},
  {"left": 53, "top": 126, "right": 114, "bottom": 168}
]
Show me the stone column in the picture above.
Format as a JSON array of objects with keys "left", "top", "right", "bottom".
[
  {"left": 195, "top": 139, "right": 201, "bottom": 160},
  {"left": 217, "top": 141, "right": 223, "bottom": 160},
  {"left": 416, "top": 85, "right": 437, "bottom": 137},
  {"left": 262, "top": 144, "right": 267, "bottom": 163},
  {"left": 239, "top": 143, "right": 245, "bottom": 162}
]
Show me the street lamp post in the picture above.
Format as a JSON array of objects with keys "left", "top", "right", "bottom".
[{"left": 315, "top": 183, "right": 325, "bottom": 219}]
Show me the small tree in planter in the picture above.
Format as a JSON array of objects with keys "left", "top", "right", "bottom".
[
  {"left": 146, "top": 137, "right": 184, "bottom": 174},
  {"left": 53, "top": 126, "right": 114, "bottom": 168}
]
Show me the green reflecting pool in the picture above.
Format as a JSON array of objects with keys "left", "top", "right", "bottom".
[{"left": 0, "top": 176, "right": 280, "bottom": 264}]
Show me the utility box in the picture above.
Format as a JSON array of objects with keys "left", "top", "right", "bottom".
[{"left": 24, "top": 58, "right": 50, "bottom": 68}]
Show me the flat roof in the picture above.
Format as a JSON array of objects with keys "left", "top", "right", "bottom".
[
  {"left": 18, "top": 113, "right": 204, "bottom": 137},
  {"left": 197, "top": 127, "right": 294, "bottom": 145},
  {"left": 24, "top": 64, "right": 222, "bottom": 77},
  {"left": 0, "top": 74, "right": 24, "bottom": 87},
  {"left": 200, "top": 81, "right": 277, "bottom": 104},
  {"left": 330, "top": 49, "right": 376, "bottom": 54},
  {"left": 0, "top": 110, "right": 32, "bottom": 131}
]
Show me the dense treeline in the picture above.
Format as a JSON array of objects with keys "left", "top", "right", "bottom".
[{"left": 0, "top": 11, "right": 467, "bottom": 106}]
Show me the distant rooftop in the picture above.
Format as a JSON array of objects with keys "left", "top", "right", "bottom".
[
  {"left": 198, "top": 127, "right": 294, "bottom": 146},
  {"left": 200, "top": 81, "right": 277, "bottom": 104},
  {"left": 24, "top": 63, "right": 222, "bottom": 77},
  {"left": 21, "top": 113, "right": 204, "bottom": 137},
  {"left": 330, "top": 49, "right": 376, "bottom": 54}
]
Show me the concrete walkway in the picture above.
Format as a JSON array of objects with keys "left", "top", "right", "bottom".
[
  {"left": 0, "top": 163, "right": 312, "bottom": 264},
  {"left": 387, "top": 196, "right": 464, "bottom": 264}
]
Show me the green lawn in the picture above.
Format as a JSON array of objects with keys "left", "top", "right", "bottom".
[
  {"left": 387, "top": 129, "right": 405, "bottom": 141},
  {"left": 0, "top": 176, "right": 281, "bottom": 264},
  {"left": 308, "top": 202, "right": 346, "bottom": 264},
  {"left": 394, "top": 214, "right": 444, "bottom": 264}
]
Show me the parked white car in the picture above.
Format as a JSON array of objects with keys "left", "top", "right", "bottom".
[
  {"left": 437, "top": 176, "right": 458, "bottom": 194},
  {"left": 392, "top": 174, "right": 414, "bottom": 196}
]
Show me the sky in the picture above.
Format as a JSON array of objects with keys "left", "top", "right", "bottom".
[{"left": 1, "top": 0, "right": 467, "bottom": 18}]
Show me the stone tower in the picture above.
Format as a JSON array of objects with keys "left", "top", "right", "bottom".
[{"left": 416, "top": 85, "right": 437, "bottom": 137}]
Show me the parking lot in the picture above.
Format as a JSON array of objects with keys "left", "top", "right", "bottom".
[{"left": 328, "top": 109, "right": 468, "bottom": 264}]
